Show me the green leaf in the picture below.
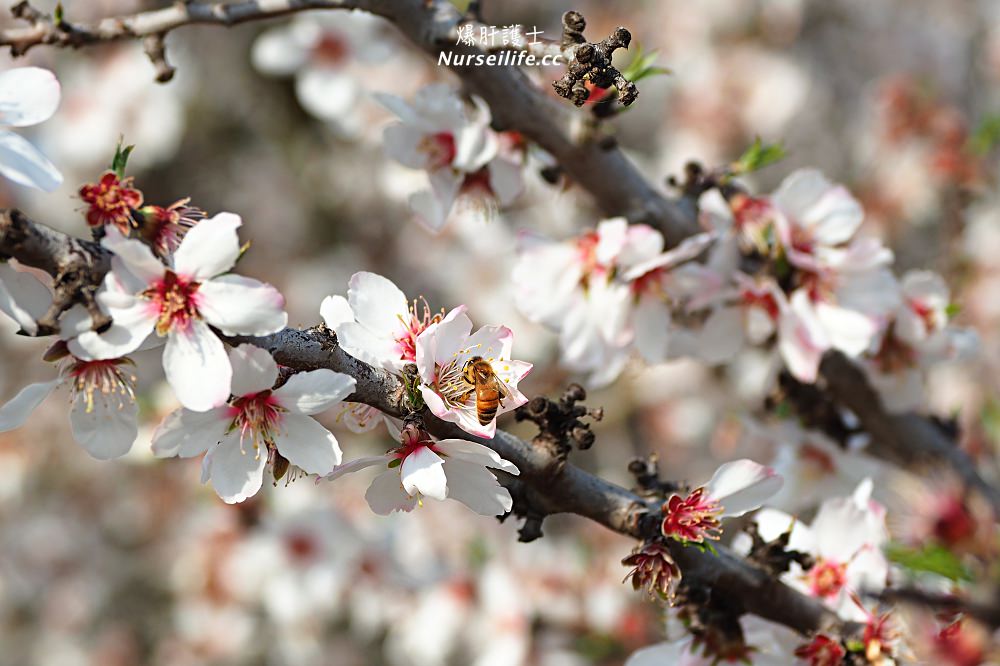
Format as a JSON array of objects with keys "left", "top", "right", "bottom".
[
  {"left": 621, "top": 45, "right": 671, "bottom": 84},
  {"left": 885, "top": 541, "right": 972, "bottom": 582},
  {"left": 54, "top": 2, "right": 64, "bottom": 25},
  {"left": 387, "top": 457, "right": 401, "bottom": 469},
  {"left": 969, "top": 114, "right": 1000, "bottom": 156},
  {"left": 733, "top": 137, "right": 787, "bottom": 175},
  {"left": 945, "top": 302, "right": 961, "bottom": 318},
  {"left": 111, "top": 140, "right": 134, "bottom": 179}
]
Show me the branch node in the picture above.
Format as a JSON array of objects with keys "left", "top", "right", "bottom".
[
  {"left": 552, "top": 12, "right": 638, "bottom": 108},
  {"left": 143, "top": 32, "right": 176, "bottom": 83}
]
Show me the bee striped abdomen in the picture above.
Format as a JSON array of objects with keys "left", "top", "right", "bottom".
[{"left": 474, "top": 384, "right": 500, "bottom": 425}]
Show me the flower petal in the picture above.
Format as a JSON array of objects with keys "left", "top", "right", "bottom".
[
  {"left": 69, "top": 389, "right": 138, "bottom": 460},
  {"left": 272, "top": 368, "right": 355, "bottom": 415},
  {"left": 163, "top": 319, "right": 231, "bottom": 412},
  {"left": 68, "top": 292, "right": 157, "bottom": 361},
  {"left": 320, "top": 294, "right": 354, "bottom": 329},
  {"left": 275, "top": 413, "right": 342, "bottom": 475},
  {"left": 151, "top": 407, "right": 227, "bottom": 458},
  {"left": 229, "top": 344, "right": 278, "bottom": 397},
  {"left": 0, "top": 379, "right": 59, "bottom": 431},
  {"left": 198, "top": 274, "right": 287, "bottom": 336},
  {"left": 365, "top": 469, "right": 418, "bottom": 515},
  {"left": 434, "top": 438, "right": 519, "bottom": 475},
  {"left": 324, "top": 454, "right": 391, "bottom": 482},
  {"left": 0, "top": 67, "right": 60, "bottom": 127},
  {"left": 335, "top": 320, "right": 400, "bottom": 368},
  {"left": 206, "top": 431, "right": 267, "bottom": 504},
  {"left": 706, "top": 459, "right": 783, "bottom": 518},
  {"left": 347, "top": 271, "right": 408, "bottom": 336},
  {"left": 173, "top": 212, "right": 242, "bottom": 280},
  {"left": 400, "top": 445, "right": 447, "bottom": 501},
  {"left": 250, "top": 25, "right": 309, "bottom": 75},
  {"left": 440, "top": 459, "right": 512, "bottom": 515},
  {"left": 0, "top": 262, "right": 51, "bottom": 335},
  {"left": 0, "top": 128, "right": 62, "bottom": 191},
  {"left": 102, "top": 227, "right": 165, "bottom": 285}
]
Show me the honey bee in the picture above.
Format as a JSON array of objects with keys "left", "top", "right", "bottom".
[{"left": 461, "top": 356, "right": 510, "bottom": 425}]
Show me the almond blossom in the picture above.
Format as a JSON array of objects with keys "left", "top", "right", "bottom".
[
  {"left": 324, "top": 423, "right": 520, "bottom": 516},
  {"left": 69, "top": 214, "right": 288, "bottom": 412},
  {"left": 0, "top": 350, "right": 138, "bottom": 460},
  {"left": 737, "top": 480, "right": 889, "bottom": 622},
  {"left": 414, "top": 309, "right": 531, "bottom": 439},
  {"left": 320, "top": 271, "right": 452, "bottom": 373},
  {"left": 252, "top": 11, "right": 394, "bottom": 135},
  {"left": 376, "top": 84, "right": 521, "bottom": 232},
  {"left": 0, "top": 67, "right": 63, "bottom": 191},
  {"left": 0, "top": 261, "right": 52, "bottom": 335},
  {"left": 625, "top": 615, "right": 801, "bottom": 666},
  {"left": 660, "top": 459, "right": 782, "bottom": 544},
  {"left": 152, "top": 344, "right": 355, "bottom": 503}
]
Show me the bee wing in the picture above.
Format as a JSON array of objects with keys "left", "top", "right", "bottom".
[{"left": 495, "top": 374, "right": 512, "bottom": 403}]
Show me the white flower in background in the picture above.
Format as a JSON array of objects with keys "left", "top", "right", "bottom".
[
  {"left": 414, "top": 309, "right": 531, "bottom": 439},
  {"left": 0, "top": 352, "right": 138, "bottom": 460},
  {"left": 0, "top": 261, "right": 52, "bottom": 335},
  {"left": 325, "top": 423, "right": 519, "bottom": 516},
  {"left": 335, "top": 402, "right": 386, "bottom": 433},
  {"left": 660, "top": 459, "right": 782, "bottom": 543},
  {"left": 377, "top": 83, "right": 522, "bottom": 232},
  {"left": 252, "top": 11, "right": 394, "bottom": 135},
  {"left": 0, "top": 67, "right": 63, "bottom": 191},
  {"left": 152, "top": 345, "right": 355, "bottom": 503},
  {"left": 69, "top": 214, "right": 288, "bottom": 412},
  {"left": 736, "top": 480, "right": 889, "bottom": 622},
  {"left": 514, "top": 218, "right": 712, "bottom": 386},
  {"left": 626, "top": 615, "right": 801, "bottom": 666},
  {"left": 320, "top": 271, "right": 455, "bottom": 373}
]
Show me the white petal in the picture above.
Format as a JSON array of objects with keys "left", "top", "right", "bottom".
[
  {"left": 69, "top": 390, "right": 138, "bottom": 460},
  {"left": 347, "top": 272, "right": 408, "bottom": 335},
  {"left": 163, "top": 319, "right": 231, "bottom": 412},
  {"left": 173, "top": 212, "right": 242, "bottom": 280},
  {"left": 324, "top": 454, "right": 390, "bottom": 482},
  {"left": 487, "top": 158, "right": 523, "bottom": 205},
  {"left": 0, "top": 128, "right": 62, "bottom": 191},
  {"left": 696, "top": 306, "right": 744, "bottom": 364},
  {"left": 365, "top": 469, "right": 418, "bottom": 515},
  {"left": 336, "top": 321, "right": 400, "bottom": 369},
  {"left": 411, "top": 169, "right": 463, "bottom": 232},
  {"left": 0, "top": 67, "right": 60, "bottom": 126},
  {"left": 814, "top": 301, "right": 876, "bottom": 357},
  {"left": 383, "top": 122, "right": 435, "bottom": 170},
  {"left": 251, "top": 25, "right": 309, "bottom": 75},
  {"left": 273, "top": 368, "right": 355, "bottom": 414},
  {"left": 295, "top": 68, "right": 359, "bottom": 122},
  {"left": 0, "top": 262, "right": 51, "bottom": 334},
  {"left": 198, "top": 274, "right": 287, "bottom": 336},
  {"left": 206, "top": 432, "right": 267, "bottom": 504},
  {"left": 705, "top": 459, "right": 783, "bottom": 518},
  {"left": 0, "top": 379, "right": 59, "bottom": 431},
  {"left": 778, "top": 290, "right": 830, "bottom": 383},
  {"left": 433, "top": 439, "right": 519, "bottom": 475},
  {"left": 440, "top": 459, "right": 512, "bottom": 515},
  {"left": 151, "top": 407, "right": 228, "bottom": 458},
  {"left": 320, "top": 294, "right": 354, "bottom": 329},
  {"left": 414, "top": 308, "right": 473, "bottom": 383},
  {"left": 632, "top": 294, "right": 671, "bottom": 364},
  {"left": 624, "top": 641, "right": 690, "bottom": 666},
  {"left": 275, "top": 414, "right": 342, "bottom": 475},
  {"left": 400, "top": 445, "right": 447, "bottom": 500},
  {"left": 101, "top": 227, "right": 165, "bottom": 285},
  {"left": 68, "top": 294, "right": 157, "bottom": 361},
  {"left": 229, "top": 344, "right": 278, "bottom": 396}
]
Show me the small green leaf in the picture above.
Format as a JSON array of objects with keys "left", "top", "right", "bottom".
[
  {"left": 945, "top": 302, "right": 961, "bottom": 318},
  {"left": 733, "top": 137, "right": 787, "bottom": 175},
  {"left": 387, "top": 457, "right": 401, "bottom": 469},
  {"left": 621, "top": 45, "right": 671, "bottom": 84},
  {"left": 54, "top": 2, "right": 64, "bottom": 24},
  {"left": 969, "top": 114, "right": 1000, "bottom": 156},
  {"left": 111, "top": 140, "right": 134, "bottom": 179},
  {"left": 885, "top": 541, "right": 972, "bottom": 582}
]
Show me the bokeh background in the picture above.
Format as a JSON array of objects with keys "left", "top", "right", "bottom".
[{"left": 0, "top": 0, "right": 998, "bottom": 664}]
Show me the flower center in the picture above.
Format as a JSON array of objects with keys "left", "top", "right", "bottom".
[
  {"left": 79, "top": 172, "right": 144, "bottom": 233},
  {"left": 741, "top": 287, "right": 780, "bottom": 321},
  {"left": 807, "top": 558, "right": 848, "bottom": 598},
  {"left": 311, "top": 32, "right": 349, "bottom": 65},
  {"left": 420, "top": 132, "right": 457, "bottom": 170},
  {"left": 144, "top": 270, "right": 202, "bottom": 335},
  {"left": 932, "top": 495, "right": 977, "bottom": 545},
  {"left": 394, "top": 297, "right": 442, "bottom": 363},
  {"left": 433, "top": 358, "right": 475, "bottom": 410},
  {"left": 65, "top": 358, "right": 136, "bottom": 413},
  {"left": 227, "top": 390, "right": 284, "bottom": 457},
  {"left": 660, "top": 487, "right": 723, "bottom": 543},
  {"left": 909, "top": 298, "right": 940, "bottom": 334}
]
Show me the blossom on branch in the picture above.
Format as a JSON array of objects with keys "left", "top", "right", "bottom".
[
  {"left": 69, "top": 214, "right": 288, "bottom": 412},
  {"left": 325, "top": 422, "right": 520, "bottom": 516},
  {"left": 152, "top": 344, "right": 355, "bottom": 503}
]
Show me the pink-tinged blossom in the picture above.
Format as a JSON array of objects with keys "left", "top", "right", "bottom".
[
  {"left": 0, "top": 353, "right": 138, "bottom": 460},
  {"left": 0, "top": 67, "right": 63, "bottom": 191},
  {"left": 69, "top": 214, "right": 288, "bottom": 412},
  {"left": 737, "top": 480, "right": 888, "bottom": 622},
  {"left": 324, "top": 423, "right": 519, "bottom": 516},
  {"left": 414, "top": 309, "right": 531, "bottom": 439},
  {"left": 252, "top": 12, "right": 394, "bottom": 135},
  {"left": 376, "top": 84, "right": 522, "bottom": 232},
  {"left": 320, "top": 271, "right": 454, "bottom": 374},
  {"left": 152, "top": 344, "right": 355, "bottom": 503},
  {"left": 514, "top": 217, "right": 712, "bottom": 387},
  {"left": 660, "top": 459, "right": 782, "bottom": 543}
]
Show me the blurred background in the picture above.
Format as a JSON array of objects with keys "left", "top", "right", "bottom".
[{"left": 0, "top": 0, "right": 998, "bottom": 663}]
